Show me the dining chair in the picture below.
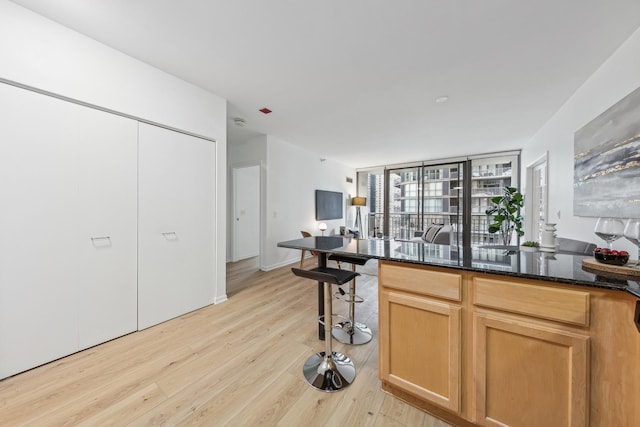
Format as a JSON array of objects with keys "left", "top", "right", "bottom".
[{"left": 300, "top": 231, "right": 318, "bottom": 267}]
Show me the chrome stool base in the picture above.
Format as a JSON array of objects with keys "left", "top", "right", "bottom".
[
  {"left": 302, "top": 351, "right": 356, "bottom": 392},
  {"left": 332, "top": 321, "right": 373, "bottom": 345},
  {"left": 291, "top": 266, "right": 359, "bottom": 392}
]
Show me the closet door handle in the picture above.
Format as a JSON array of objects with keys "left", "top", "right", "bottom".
[
  {"left": 162, "top": 232, "right": 178, "bottom": 240},
  {"left": 90, "top": 236, "right": 112, "bottom": 247}
]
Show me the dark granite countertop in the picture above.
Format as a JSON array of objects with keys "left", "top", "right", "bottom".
[{"left": 278, "top": 236, "right": 640, "bottom": 297}]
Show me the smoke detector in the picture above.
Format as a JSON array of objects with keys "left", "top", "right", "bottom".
[{"left": 233, "top": 117, "right": 247, "bottom": 127}]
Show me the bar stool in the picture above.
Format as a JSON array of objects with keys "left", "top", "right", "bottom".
[
  {"left": 328, "top": 254, "right": 373, "bottom": 345},
  {"left": 291, "top": 266, "right": 359, "bottom": 392}
]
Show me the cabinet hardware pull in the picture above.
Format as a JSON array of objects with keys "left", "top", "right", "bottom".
[{"left": 90, "top": 236, "right": 111, "bottom": 241}]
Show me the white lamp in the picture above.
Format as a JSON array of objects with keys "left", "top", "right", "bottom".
[{"left": 318, "top": 222, "right": 327, "bottom": 236}]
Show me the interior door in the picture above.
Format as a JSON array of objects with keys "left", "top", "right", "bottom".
[
  {"left": 0, "top": 84, "right": 81, "bottom": 378},
  {"left": 525, "top": 153, "right": 548, "bottom": 242},
  {"left": 138, "top": 123, "right": 215, "bottom": 330},
  {"left": 233, "top": 165, "right": 260, "bottom": 261},
  {"left": 76, "top": 107, "right": 138, "bottom": 350}
]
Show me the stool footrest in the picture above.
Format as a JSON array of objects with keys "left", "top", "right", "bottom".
[
  {"left": 318, "top": 314, "right": 343, "bottom": 326},
  {"left": 333, "top": 292, "right": 365, "bottom": 304}
]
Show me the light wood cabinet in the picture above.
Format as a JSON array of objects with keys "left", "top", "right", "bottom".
[
  {"left": 473, "top": 313, "right": 588, "bottom": 426},
  {"left": 471, "top": 275, "right": 590, "bottom": 425},
  {"left": 379, "top": 260, "right": 640, "bottom": 427},
  {"left": 379, "top": 263, "right": 462, "bottom": 413}
]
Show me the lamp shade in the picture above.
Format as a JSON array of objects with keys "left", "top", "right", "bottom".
[
  {"left": 352, "top": 197, "right": 367, "bottom": 206},
  {"left": 318, "top": 222, "right": 327, "bottom": 231}
]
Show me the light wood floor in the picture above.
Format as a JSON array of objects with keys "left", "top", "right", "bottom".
[{"left": 0, "top": 257, "right": 451, "bottom": 426}]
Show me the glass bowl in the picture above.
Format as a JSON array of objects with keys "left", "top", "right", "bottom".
[{"left": 594, "top": 248, "right": 629, "bottom": 266}]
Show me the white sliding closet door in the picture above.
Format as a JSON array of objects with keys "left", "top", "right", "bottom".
[
  {"left": 0, "top": 83, "right": 138, "bottom": 378},
  {"left": 138, "top": 123, "right": 215, "bottom": 330},
  {"left": 76, "top": 108, "right": 138, "bottom": 350}
]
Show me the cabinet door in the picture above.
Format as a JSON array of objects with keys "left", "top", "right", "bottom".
[
  {"left": 473, "top": 314, "right": 589, "bottom": 427},
  {"left": 75, "top": 107, "right": 138, "bottom": 350},
  {"left": 138, "top": 123, "right": 215, "bottom": 329},
  {"left": 379, "top": 290, "right": 461, "bottom": 413}
]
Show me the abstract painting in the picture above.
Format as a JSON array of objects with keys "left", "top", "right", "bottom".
[{"left": 574, "top": 86, "right": 640, "bottom": 218}]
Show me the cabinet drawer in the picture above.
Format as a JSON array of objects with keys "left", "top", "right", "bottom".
[
  {"left": 380, "top": 262, "right": 461, "bottom": 301},
  {"left": 472, "top": 276, "right": 590, "bottom": 327}
]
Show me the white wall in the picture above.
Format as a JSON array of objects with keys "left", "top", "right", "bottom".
[
  {"left": 227, "top": 133, "right": 356, "bottom": 270},
  {"left": 522, "top": 26, "right": 640, "bottom": 255},
  {"left": 263, "top": 136, "right": 357, "bottom": 270},
  {"left": 0, "top": 0, "right": 228, "bottom": 302},
  {"left": 0, "top": 1, "right": 225, "bottom": 139}
]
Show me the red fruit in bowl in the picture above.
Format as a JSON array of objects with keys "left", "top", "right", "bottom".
[{"left": 594, "top": 247, "right": 629, "bottom": 265}]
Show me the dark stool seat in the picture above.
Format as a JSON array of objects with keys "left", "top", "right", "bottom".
[
  {"left": 328, "top": 254, "right": 373, "bottom": 345},
  {"left": 291, "top": 266, "right": 359, "bottom": 286},
  {"left": 291, "top": 266, "right": 359, "bottom": 392}
]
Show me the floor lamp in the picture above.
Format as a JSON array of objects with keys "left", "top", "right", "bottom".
[{"left": 352, "top": 197, "right": 366, "bottom": 238}]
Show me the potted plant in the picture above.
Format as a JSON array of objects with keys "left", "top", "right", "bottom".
[
  {"left": 485, "top": 186, "right": 524, "bottom": 246},
  {"left": 520, "top": 240, "right": 540, "bottom": 252}
]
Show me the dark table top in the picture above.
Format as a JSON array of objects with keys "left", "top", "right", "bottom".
[{"left": 277, "top": 236, "right": 640, "bottom": 298}]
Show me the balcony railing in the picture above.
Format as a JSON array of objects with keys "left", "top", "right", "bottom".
[
  {"left": 367, "top": 212, "right": 498, "bottom": 246},
  {"left": 471, "top": 187, "right": 502, "bottom": 197},
  {"left": 471, "top": 167, "right": 512, "bottom": 178}
]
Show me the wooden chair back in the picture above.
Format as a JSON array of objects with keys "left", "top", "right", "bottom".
[{"left": 299, "top": 231, "right": 318, "bottom": 267}]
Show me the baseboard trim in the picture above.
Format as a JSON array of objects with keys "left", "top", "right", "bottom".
[{"left": 261, "top": 257, "right": 301, "bottom": 271}]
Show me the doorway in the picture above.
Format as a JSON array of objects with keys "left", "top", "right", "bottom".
[
  {"left": 232, "top": 164, "right": 260, "bottom": 262},
  {"left": 526, "top": 153, "right": 548, "bottom": 242}
]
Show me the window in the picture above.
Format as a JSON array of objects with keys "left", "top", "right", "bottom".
[
  {"left": 470, "top": 155, "right": 520, "bottom": 246},
  {"left": 423, "top": 199, "right": 443, "bottom": 213},
  {"left": 357, "top": 151, "right": 520, "bottom": 246},
  {"left": 424, "top": 182, "right": 443, "bottom": 197}
]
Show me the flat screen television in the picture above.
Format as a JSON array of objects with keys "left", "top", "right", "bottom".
[{"left": 315, "top": 190, "right": 343, "bottom": 220}]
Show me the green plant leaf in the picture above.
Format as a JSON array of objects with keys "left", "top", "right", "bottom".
[{"left": 488, "top": 224, "right": 501, "bottom": 233}]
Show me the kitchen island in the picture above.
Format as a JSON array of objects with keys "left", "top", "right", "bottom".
[{"left": 279, "top": 237, "right": 640, "bottom": 426}]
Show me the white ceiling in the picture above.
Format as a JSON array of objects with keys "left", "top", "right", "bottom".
[{"left": 10, "top": 0, "right": 640, "bottom": 168}]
